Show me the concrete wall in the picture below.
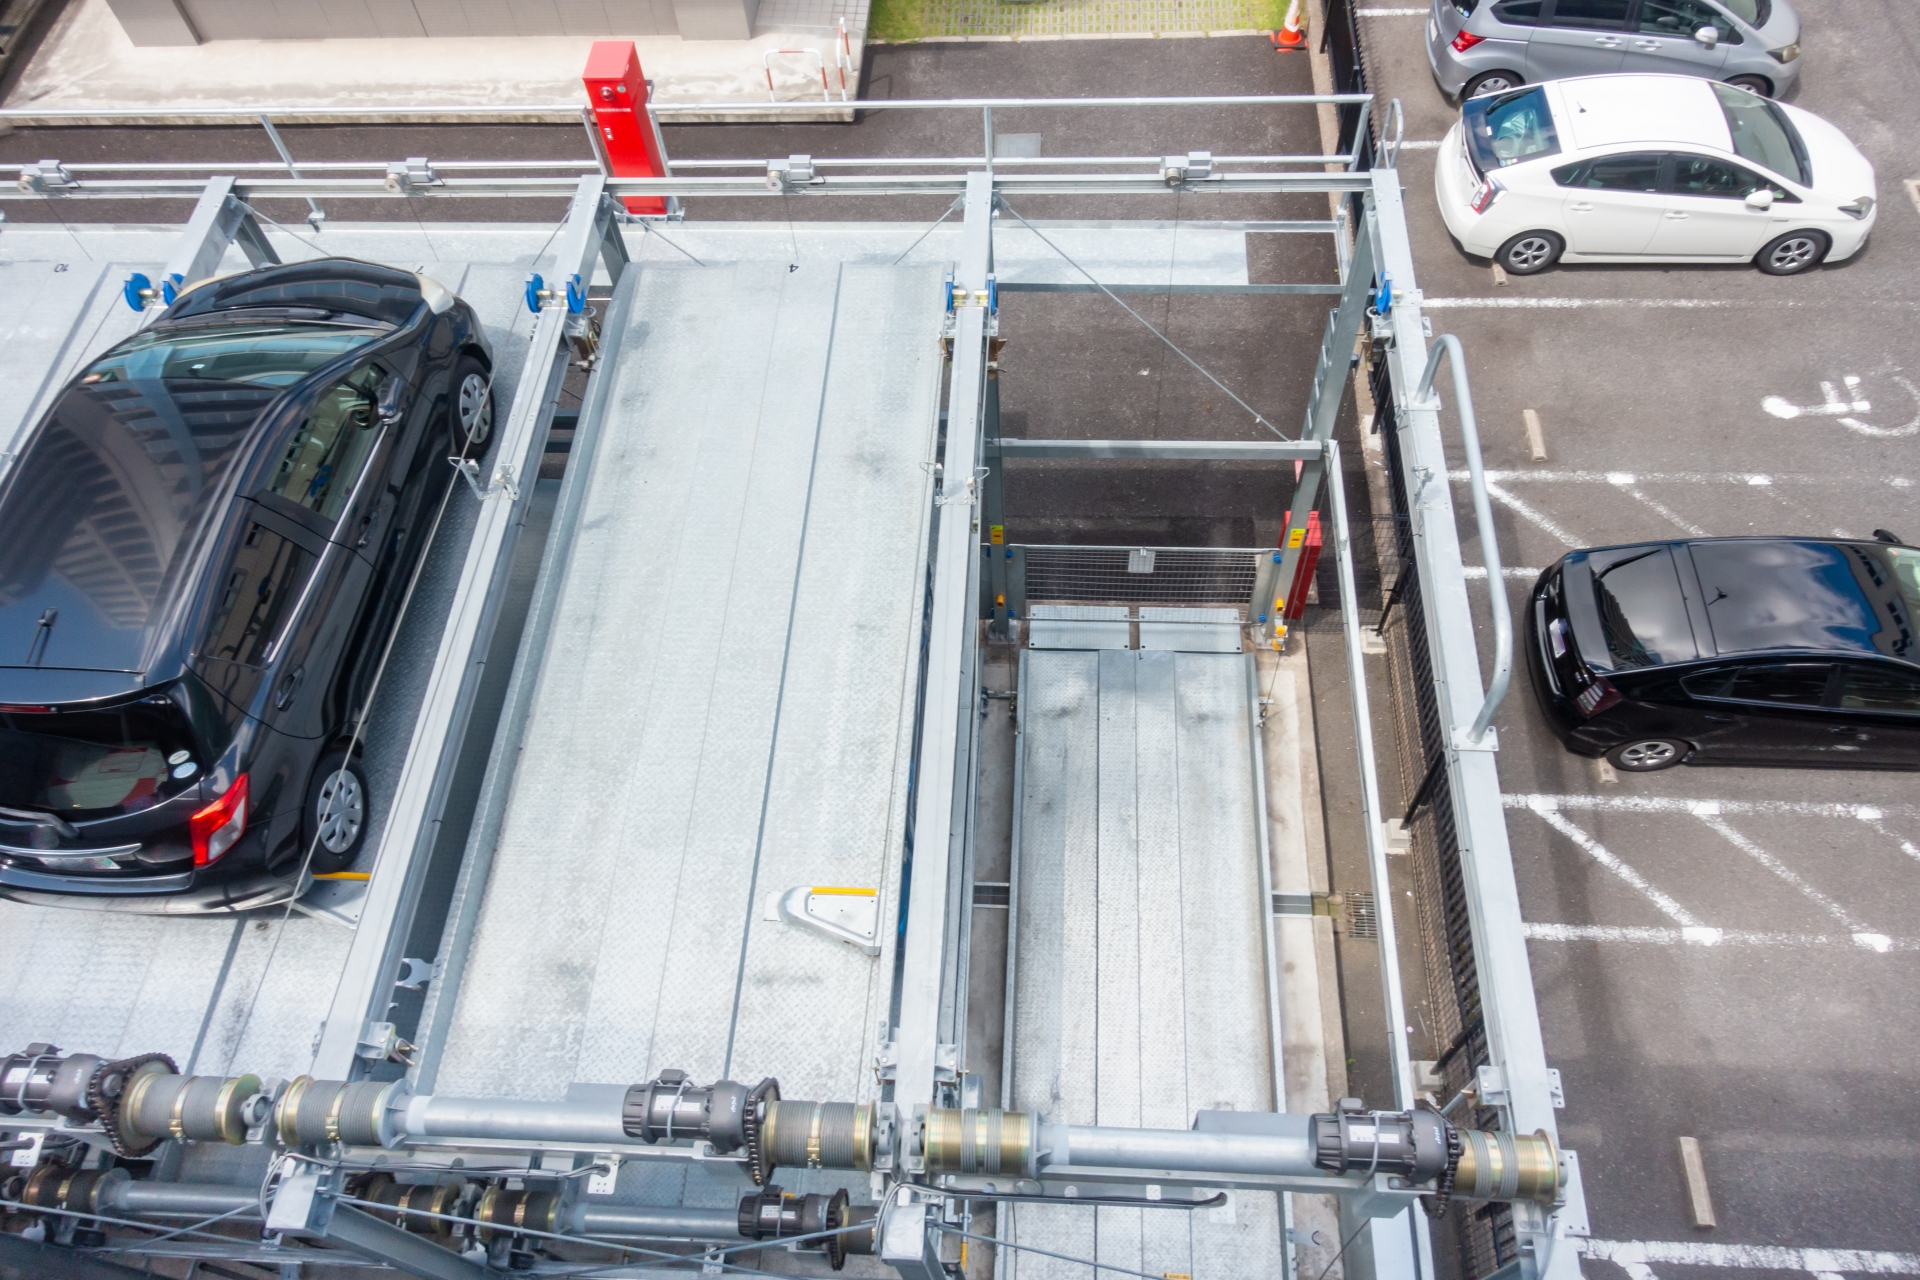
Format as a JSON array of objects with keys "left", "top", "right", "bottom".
[{"left": 104, "top": 0, "right": 762, "bottom": 41}]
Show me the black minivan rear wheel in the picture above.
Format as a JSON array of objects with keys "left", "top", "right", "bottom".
[
  {"left": 303, "top": 750, "right": 369, "bottom": 874},
  {"left": 1607, "top": 738, "right": 1689, "bottom": 772}
]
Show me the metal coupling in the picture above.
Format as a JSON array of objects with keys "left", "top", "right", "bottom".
[
  {"left": 1308, "top": 1104, "right": 1562, "bottom": 1206},
  {"left": 921, "top": 1107, "right": 1037, "bottom": 1179},
  {"left": 11, "top": 1164, "right": 129, "bottom": 1218},
  {"left": 474, "top": 1184, "right": 562, "bottom": 1242},
  {"left": 1453, "top": 1127, "right": 1560, "bottom": 1206},
  {"left": 736, "top": 1185, "right": 873, "bottom": 1270},
  {"left": 276, "top": 1077, "right": 405, "bottom": 1148},
  {"left": 761, "top": 1099, "right": 876, "bottom": 1171},
  {"left": 349, "top": 1173, "right": 469, "bottom": 1236},
  {"left": 622, "top": 1071, "right": 780, "bottom": 1182}
]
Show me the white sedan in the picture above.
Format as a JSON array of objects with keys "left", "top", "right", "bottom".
[{"left": 1435, "top": 74, "right": 1876, "bottom": 276}]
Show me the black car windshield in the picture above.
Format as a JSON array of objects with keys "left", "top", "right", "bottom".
[
  {"left": 1464, "top": 86, "right": 1561, "bottom": 174},
  {"left": 1713, "top": 83, "right": 1809, "bottom": 185},
  {"left": 82, "top": 323, "right": 380, "bottom": 390},
  {"left": 1591, "top": 546, "right": 1698, "bottom": 669},
  {"left": 1692, "top": 540, "right": 1917, "bottom": 661},
  {"left": 0, "top": 692, "right": 201, "bottom": 816}
]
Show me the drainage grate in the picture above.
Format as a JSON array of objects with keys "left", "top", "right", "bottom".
[{"left": 1344, "top": 891, "right": 1379, "bottom": 939}]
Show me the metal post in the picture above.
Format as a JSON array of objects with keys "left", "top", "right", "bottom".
[
  {"left": 893, "top": 170, "right": 994, "bottom": 1121},
  {"left": 309, "top": 176, "right": 625, "bottom": 1080},
  {"left": 143, "top": 176, "right": 279, "bottom": 324},
  {"left": 983, "top": 378, "right": 1009, "bottom": 637},
  {"left": 257, "top": 114, "right": 324, "bottom": 229},
  {"left": 1257, "top": 214, "right": 1378, "bottom": 649},
  {"left": 1367, "top": 166, "right": 1583, "bottom": 1280}
]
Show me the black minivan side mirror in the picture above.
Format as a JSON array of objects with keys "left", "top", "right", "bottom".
[{"left": 374, "top": 376, "right": 407, "bottom": 426}]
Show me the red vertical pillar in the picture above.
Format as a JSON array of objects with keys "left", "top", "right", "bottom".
[
  {"left": 583, "top": 40, "right": 668, "bottom": 217},
  {"left": 1280, "top": 510, "right": 1324, "bottom": 624}
]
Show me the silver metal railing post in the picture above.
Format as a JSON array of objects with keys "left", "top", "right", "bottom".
[
  {"left": 1413, "top": 334, "right": 1510, "bottom": 745},
  {"left": 257, "top": 114, "right": 325, "bottom": 229}
]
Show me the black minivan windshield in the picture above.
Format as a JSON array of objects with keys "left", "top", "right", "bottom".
[
  {"left": 1464, "top": 86, "right": 1562, "bottom": 174},
  {"left": 82, "top": 323, "right": 380, "bottom": 390}
]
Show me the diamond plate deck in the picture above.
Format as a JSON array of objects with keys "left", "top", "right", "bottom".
[
  {"left": 430, "top": 260, "right": 945, "bottom": 1106},
  {"left": 1009, "top": 647, "right": 1284, "bottom": 1279}
]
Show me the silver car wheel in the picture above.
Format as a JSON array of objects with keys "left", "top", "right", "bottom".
[
  {"left": 1616, "top": 740, "right": 1680, "bottom": 770},
  {"left": 1469, "top": 74, "right": 1516, "bottom": 96},
  {"left": 1768, "top": 236, "right": 1821, "bottom": 272},
  {"left": 1506, "top": 236, "right": 1555, "bottom": 271},
  {"left": 457, "top": 372, "right": 493, "bottom": 445},
  {"left": 316, "top": 767, "right": 366, "bottom": 855}
]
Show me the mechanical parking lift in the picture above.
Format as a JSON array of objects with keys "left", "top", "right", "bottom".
[{"left": 0, "top": 85, "right": 1585, "bottom": 1280}]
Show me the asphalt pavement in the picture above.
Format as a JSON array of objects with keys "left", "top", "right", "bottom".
[{"left": 1358, "top": 0, "right": 1920, "bottom": 1261}]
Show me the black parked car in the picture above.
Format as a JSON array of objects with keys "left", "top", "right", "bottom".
[
  {"left": 0, "top": 260, "right": 493, "bottom": 910},
  {"left": 1528, "top": 535, "right": 1920, "bottom": 771}
]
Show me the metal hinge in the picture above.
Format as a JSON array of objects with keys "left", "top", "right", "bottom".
[
  {"left": 17, "top": 161, "right": 76, "bottom": 193},
  {"left": 384, "top": 157, "right": 442, "bottom": 193}
]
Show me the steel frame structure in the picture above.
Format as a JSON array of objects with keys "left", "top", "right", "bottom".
[{"left": 0, "top": 93, "right": 1583, "bottom": 1280}]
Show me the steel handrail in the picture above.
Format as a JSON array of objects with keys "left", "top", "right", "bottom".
[
  {"left": 1413, "top": 334, "right": 1510, "bottom": 744},
  {"left": 1382, "top": 97, "right": 1405, "bottom": 168}
]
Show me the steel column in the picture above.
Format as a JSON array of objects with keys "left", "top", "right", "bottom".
[
  {"left": 983, "top": 378, "right": 1009, "bottom": 637},
  {"left": 1367, "top": 167, "right": 1583, "bottom": 1280},
  {"left": 893, "top": 171, "right": 994, "bottom": 1121},
  {"left": 310, "top": 176, "right": 625, "bottom": 1080},
  {"left": 1256, "top": 216, "right": 1378, "bottom": 648}
]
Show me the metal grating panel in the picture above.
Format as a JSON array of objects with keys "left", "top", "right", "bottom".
[
  {"left": 1009, "top": 648, "right": 1283, "bottom": 1279},
  {"left": 1020, "top": 544, "right": 1262, "bottom": 610}
]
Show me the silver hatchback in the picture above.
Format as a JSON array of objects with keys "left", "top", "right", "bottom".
[{"left": 1427, "top": 0, "right": 1801, "bottom": 101}]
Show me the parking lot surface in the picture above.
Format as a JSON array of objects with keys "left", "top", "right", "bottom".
[{"left": 1360, "top": 0, "right": 1920, "bottom": 1261}]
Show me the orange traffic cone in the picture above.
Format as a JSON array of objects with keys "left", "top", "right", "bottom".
[{"left": 1272, "top": 0, "right": 1305, "bottom": 49}]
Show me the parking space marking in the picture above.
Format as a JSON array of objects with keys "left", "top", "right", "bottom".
[
  {"left": 1467, "top": 469, "right": 1915, "bottom": 486},
  {"left": 1424, "top": 297, "right": 1745, "bottom": 310},
  {"left": 1508, "top": 793, "right": 1920, "bottom": 822},
  {"left": 1526, "top": 800, "right": 1703, "bottom": 926},
  {"left": 1582, "top": 1237, "right": 1920, "bottom": 1277},
  {"left": 1461, "top": 565, "right": 1542, "bottom": 579},
  {"left": 1696, "top": 811, "right": 1875, "bottom": 933},
  {"left": 1525, "top": 924, "right": 1919, "bottom": 950},
  {"left": 1483, "top": 478, "right": 1581, "bottom": 546},
  {"left": 1355, "top": 7, "right": 1428, "bottom": 14}
]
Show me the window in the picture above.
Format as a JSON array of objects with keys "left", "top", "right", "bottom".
[
  {"left": 1839, "top": 665, "right": 1920, "bottom": 715},
  {"left": 1714, "top": 83, "right": 1810, "bottom": 185},
  {"left": 81, "top": 324, "right": 381, "bottom": 391},
  {"left": 0, "top": 695, "right": 202, "bottom": 816},
  {"left": 1637, "top": 0, "right": 1739, "bottom": 40},
  {"left": 1570, "top": 153, "right": 1664, "bottom": 192},
  {"left": 1692, "top": 662, "right": 1835, "bottom": 707},
  {"left": 1548, "top": 0, "right": 1630, "bottom": 29},
  {"left": 1670, "top": 154, "right": 1795, "bottom": 200},
  {"left": 1490, "top": 0, "right": 1543, "bottom": 22},
  {"left": 262, "top": 365, "right": 385, "bottom": 523},
  {"left": 199, "top": 522, "right": 316, "bottom": 669},
  {"left": 1591, "top": 546, "right": 1697, "bottom": 669},
  {"left": 1716, "top": 0, "right": 1769, "bottom": 27},
  {"left": 1464, "top": 86, "right": 1562, "bottom": 171}
]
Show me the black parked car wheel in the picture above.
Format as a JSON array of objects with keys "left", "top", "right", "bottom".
[
  {"left": 1755, "top": 230, "right": 1829, "bottom": 276},
  {"left": 1464, "top": 70, "right": 1524, "bottom": 98},
  {"left": 1724, "top": 74, "right": 1773, "bottom": 97},
  {"left": 1497, "top": 230, "right": 1563, "bottom": 275},
  {"left": 453, "top": 354, "right": 494, "bottom": 457},
  {"left": 303, "top": 751, "right": 370, "bottom": 874},
  {"left": 1607, "top": 738, "right": 1689, "bottom": 772}
]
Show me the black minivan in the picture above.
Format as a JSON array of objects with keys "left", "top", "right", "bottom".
[
  {"left": 1527, "top": 535, "right": 1920, "bottom": 770},
  {"left": 0, "top": 261, "right": 492, "bottom": 909}
]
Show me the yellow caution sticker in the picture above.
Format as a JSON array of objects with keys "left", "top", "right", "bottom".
[
  {"left": 1287, "top": 527, "right": 1307, "bottom": 549},
  {"left": 990, "top": 524, "right": 1004, "bottom": 545}
]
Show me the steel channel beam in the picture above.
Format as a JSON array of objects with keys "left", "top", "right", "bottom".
[
  {"left": 997, "top": 282, "right": 1341, "bottom": 295},
  {"left": 1367, "top": 167, "right": 1584, "bottom": 1280},
  {"left": 309, "top": 176, "right": 624, "bottom": 1080},
  {"left": 894, "top": 170, "right": 995, "bottom": 1118},
  {"left": 1324, "top": 435, "right": 1435, "bottom": 1280},
  {"left": 154, "top": 177, "right": 278, "bottom": 303},
  {"left": 989, "top": 439, "right": 1320, "bottom": 461}
]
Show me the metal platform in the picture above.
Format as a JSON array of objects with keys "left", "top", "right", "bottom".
[
  {"left": 419, "top": 260, "right": 947, "bottom": 1114},
  {"left": 1007, "top": 643, "right": 1282, "bottom": 1280}
]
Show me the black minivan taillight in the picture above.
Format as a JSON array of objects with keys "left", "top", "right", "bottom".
[{"left": 1574, "top": 675, "right": 1622, "bottom": 718}]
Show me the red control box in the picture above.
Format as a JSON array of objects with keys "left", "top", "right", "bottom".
[{"left": 583, "top": 41, "right": 668, "bottom": 216}]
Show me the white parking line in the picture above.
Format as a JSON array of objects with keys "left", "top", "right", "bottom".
[
  {"left": 1525, "top": 923, "right": 1918, "bottom": 952},
  {"left": 1582, "top": 1237, "right": 1920, "bottom": 1275},
  {"left": 1423, "top": 297, "right": 1747, "bottom": 309},
  {"left": 1460, "top": 469, "right": 1916, "bottom": 486},
  {"left": 1525, "top": 801, "right": 1704, "bottom": 926},
  {"left": 1460, "top": 565, "right": 1542, "bottom": 579},
  {"left": 1356, "top": 6, "right": 1429, "bottom": 14},
  {"left": 1483, "top": 478, "right": 1581, "bottom": 546},
  {"left": 1695, "top": 810, "right": 1874, "bottom": 934},
  {"left": 1507, "top": 793, "right": 1920, "bottom": 822}
]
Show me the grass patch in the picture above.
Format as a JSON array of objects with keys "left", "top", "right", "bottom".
[{"left": 867, "top": 0, "right": 926, "bottom": 42}]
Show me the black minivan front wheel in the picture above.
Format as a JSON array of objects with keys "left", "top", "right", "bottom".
[
  {"left": 452, "top": 353, "right": 494, "bottom": 457},
  {"left": 1606, "top": 738, "right": 1690, "bottom": 772},
  {"left": 303, "top": 750, "right": 370, "bottom": 874}
]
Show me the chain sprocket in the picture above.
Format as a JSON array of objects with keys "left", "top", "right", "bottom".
[{"left": 86, "top": 1054, "right": 178, "bottom": 1158}]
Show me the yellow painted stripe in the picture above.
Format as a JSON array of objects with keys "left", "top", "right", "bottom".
[
  {"left": 312, "top": 871, "right": 371, "bottom": 881},
  {"left": 810, "top": 886, "right": 877, "bottom": 896}
]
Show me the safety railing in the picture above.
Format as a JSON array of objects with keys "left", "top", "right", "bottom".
[{"left": 1413, "top": 334, "right": 1511, "bottom": 745}]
